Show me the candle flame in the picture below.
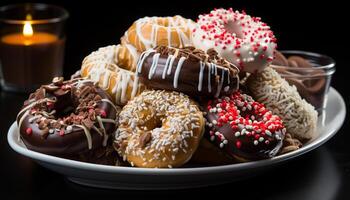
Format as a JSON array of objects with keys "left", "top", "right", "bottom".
[{"left": 23, "top": 14, "right": 33, "bottom": 37}]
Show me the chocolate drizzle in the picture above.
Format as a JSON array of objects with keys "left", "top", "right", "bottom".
[{"left": 137, "top": 46, "right": 240, "bottom": 98}]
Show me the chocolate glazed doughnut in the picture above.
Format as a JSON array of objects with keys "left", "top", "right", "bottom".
[
  {"left": 16, "top": 77, "right": 120, "bottom": 157},
  {"left": 137, "top": 46, "right": 240, "bottom": 98},
  {"left": 204, "top": 91, "right": 286, "bottom": 161}
]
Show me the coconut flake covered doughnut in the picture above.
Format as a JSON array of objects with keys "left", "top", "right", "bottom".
[
  {"left": 205, "top": 91, "right": 285, "bottom": 161},
  {"left": 192, "top": 8, "right": 277, "bottom": 73},
  {"left": 114, "top": 90, "right": 205, "bottom": 168},
  {"left": 123, "top": 16, "right": 195, "bottom": 52},
  {"left": 246, "top": 67, "right": 318, "bottom": 140},
  {"left": 81, "top": 45, "right": 145, "bottom": 105}
]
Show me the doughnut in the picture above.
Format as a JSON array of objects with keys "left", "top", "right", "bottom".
[
  {"left": 123, "top": 16, "right": 195, "bottom": 52},
  {"left": 81, "top": 45, "right": 145, "bottom": 105},
  {"left": 136, "top": 46, "right": 240, "bottom": 98},
  {"left": 204, "top": 91, "right": 286, "bottom": 161},
  {"left": 246, "top": 67, "right": 318, "bottom": 140},
  {"left": 114, "top": 90, "right": 205, "bottom": 168},
  {"left": 192, "top": 8, "right": 277, "bottom": 73},
  {"left": 16, "top": 77, "right": 120, "bottom": 157}
]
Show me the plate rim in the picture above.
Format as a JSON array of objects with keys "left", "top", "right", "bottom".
[{"left": 7, "top": 87, "right": 346, "bottom": 175}]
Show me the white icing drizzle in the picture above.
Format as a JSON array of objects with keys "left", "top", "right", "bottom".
[
  {"left": 75, "top": 125, "right": 93, "bottom": 149},
  {"left": 173, "top": 57, "right": 186, "bottom": 88},
  {"left": 162, "top": 55, "right": 173, "bottom": 79},
  {"left": 100, "top": 98, "right": 118, "bottom": 112},
  {"left": 167, "top": 55, "right": 177, "bottom": 75},
  {"left": 82, "top": 45, "right": 142, "bottom": 105},
  {"left": 215, "top": 69, "right": 226, "bottom": 97},
  {"left": 208, "top": 64, "right": 212, "bottom": 93},
  {"left": 131, "top": 75, "right": 139, "bottom": 98},
  {"left": 148, "top": 53, "right": 161, "bottom": 79},
  {"left": 198, "top": 61, "right": 205, "bottom": 91},
  {"left": 100, "top": 118, "right": 117, "bottom": 124},
  {"left": 137, "top": 49, "right": 155, "bottom": 73},
  {"left": 96, "top": 116, "right": 108, "bottom": 146},
  {"left": 131, "top": 16, "right": 193, "bottom": 50},
  {"left": 92, "top": 125, "right": 103, "bottom": 136}
]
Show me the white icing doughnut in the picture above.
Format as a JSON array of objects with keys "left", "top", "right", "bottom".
[{"left": 192, "top": 8, "right": 277, "bottom": 73}]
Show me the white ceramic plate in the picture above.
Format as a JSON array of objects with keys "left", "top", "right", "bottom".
[{"left": 7, "top": 87, "right": 346, "bottom": 190}]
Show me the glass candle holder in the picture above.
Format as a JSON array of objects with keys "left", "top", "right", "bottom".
[
  {"left": 271, "top": 50, "right": 336, "bottom": 114},
  {"left": 0, "top": 3, "right": 68, "bottom": 92}
]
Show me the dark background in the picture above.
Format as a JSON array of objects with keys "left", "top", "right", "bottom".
[{"left": 1, "top": 0, "right": 349, "bottom": 199}]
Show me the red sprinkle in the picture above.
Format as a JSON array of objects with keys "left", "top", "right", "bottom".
[
  {"left": 236, "top": 140, "right": 242, "bottom": 149},
  {"left": 59, "top": 129, "right": 65, "bottom": 136},
  {"left": 25, "top": 128, "right": 32, "bottom": 135},
  {"left": 100, "top": 110, "right": 107, "bottom": 118}
]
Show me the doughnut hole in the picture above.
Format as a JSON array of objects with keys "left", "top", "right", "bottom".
[{"left": 224, "top": 20, "right": 244, "bottom": 39}]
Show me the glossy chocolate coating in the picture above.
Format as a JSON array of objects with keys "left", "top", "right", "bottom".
[
  {"left": 203, "top": 92, "right": 285, "bottom": 161},
  {"left": 137, "top": 48, "right": 239, "bottom": 98},
  {"left": 17, "top": 81, "right": 118, "bottom": 156},
  {"left": 205, "top": 111, "right": 283, "bottom": 160}
]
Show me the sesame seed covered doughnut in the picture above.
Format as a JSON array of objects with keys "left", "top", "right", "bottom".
[
  {"left": 192, "top": 8, "right": 277, "bottom": 73},
  {"left": 114, "top": 90, "right": 205, "bottom": 168},
  {"left": 205, "top": 91, "right": 286, "bottom": 161}
]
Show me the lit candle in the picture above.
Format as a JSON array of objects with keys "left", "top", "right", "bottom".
[
  {"left": 0, "top": 4, "right": 68, "bottom": 92},
  {"left": 2, "top": 15, "right": 58, "bottom": 46}
]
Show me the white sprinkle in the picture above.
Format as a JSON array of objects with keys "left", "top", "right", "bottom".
[
  {"left": 265, "top": 130, "right": 272, "bottom": 136},
  {"left": 219, "top": 143, "right": 224, "bottom": 148},
  {"left": 235, "top": 132, "right": 240, "bottom": 137},
  {"left": 254, "top": 140, "right": 259, "bottom": 145},
  {"left": 66, "top": 125, "right": 73, "bottom": 133},
  {"left": 259, "top": 137, "right": 264, "bottom": 142}
]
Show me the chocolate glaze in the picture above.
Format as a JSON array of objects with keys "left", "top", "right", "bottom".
[
  {"left": 17, "top": 78, "right": 119, "bottom": 156},
  {"left": 204, "top": 92, "right": 285, "bottom": 161},
  {"left": 137, "top": 46, "right": 239, "bottom": 98}
]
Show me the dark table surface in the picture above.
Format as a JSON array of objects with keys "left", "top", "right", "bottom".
[{"left": 1, "top": 0, "right": 350, "bottom": 199}]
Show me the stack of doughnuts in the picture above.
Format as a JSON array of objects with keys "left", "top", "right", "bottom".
[{"left": 17, "top": 8, "right": 319, "bottom": 168}]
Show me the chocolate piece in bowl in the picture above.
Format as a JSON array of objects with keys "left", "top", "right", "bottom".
[{"left": 272, "top": 51, "right": 335, "bottom": 113}]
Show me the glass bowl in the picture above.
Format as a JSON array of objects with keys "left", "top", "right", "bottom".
[{"left": 271, "top": 50, "right": 335, "bottom": 114}]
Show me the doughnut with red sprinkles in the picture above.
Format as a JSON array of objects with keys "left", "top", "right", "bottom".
[
  {"left": 192, "top": 8, "right": 277, "bottom": 73},
  {"left": 204, "top": 91, "right": 285, "bottom": 161}
]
